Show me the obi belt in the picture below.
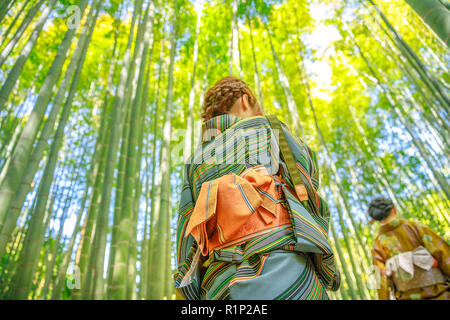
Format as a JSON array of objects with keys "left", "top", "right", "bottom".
[
  {"left": 184, "top": 165, "right": 292, "bottom": 257},
  {"left": 385, "top": 245, "right": 445, "bottom": 291}
]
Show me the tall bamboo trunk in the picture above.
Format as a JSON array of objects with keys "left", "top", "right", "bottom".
[
  {"left": 0, "top": 0, "right": 16, "bottom": 27},
  {"left": 295, "top": 50, "right": 372, "bottom": 266},
  {"left": 108, "top": 0, "right": 154, "bottom": 300},
  {"left": 329, "top": 183, "right": 371, "bottom": 299},
  {"left": 0, "top": 0, "right": 99, "bottom": 259},
  {"left": 85, "top": 0, "right": 143, "bottom": 300},
  {"left": 366, "top": 0, "right": 449, "bottom": 110},
  {"left": 183, "top": 7, "right": 201, "bottom": 163},
  {"left": 0, "top": 0, "right": 88, "bottom": 234},
  {"left": 329, "top": 222, "right": 359, "bottom": 300},
  {"left": 106, "top": 1, "right": 144, "bottom": 297},
  {"left": 405, "top": 0, "right": 450, "bottom": 46},
  {"left": 247, "top": 13, "right": 264, "bottom": 111},
  {"left": 0, "top": 0, "right": 57, "bottom": 109},
  {"left": 0, "top": 0, "right": 31, "bottom": 45},
  {"left": 228, "top": 0, "right": 238, "bottom": 75},
  {"left": 137, "top": 40, "right": 156, "bottom": 300},
  {"left": 146, "top": 35, "right": 165, "bottom": 300},
  {"left": 0, "top": 0, "right": 45, "bottom": 68},
  {"left": 7, "top": 5, "right": 96, "bottom": 300},
  {"left": 164, "top": 200, "right": 173, "bottom": 299},
  {"left": 265, "top": 23, "right": 303, "bottom": 136},
  {"left": 149, "top": 1, "right": 178, "bottom": 299},
  {"left": 127, "top": 22, "right": 155, "bottom": 301},
  {"left": 40, "top": 160, "right": 82, "bottom": 299},
  {"left": 344, "top": 20, "right": 450, "bottom": 200}
]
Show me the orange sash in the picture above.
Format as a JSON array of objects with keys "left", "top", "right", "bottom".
[{"left": 185, "top": 166, "right": 292, "bottom": 256}]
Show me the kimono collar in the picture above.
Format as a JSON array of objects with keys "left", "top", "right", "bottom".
[
  {"left": 201, "top": 114, "right": 242, "bottom": 143},
  {"left": 379, "top": 217, "right": 404, "bottom": 234}
]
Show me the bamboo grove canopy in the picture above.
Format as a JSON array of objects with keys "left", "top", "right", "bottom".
[{"left": 0, "top": 0, "right": 448, "bottom": 300}]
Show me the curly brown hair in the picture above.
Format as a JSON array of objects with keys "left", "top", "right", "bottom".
[{"left": 201, "top": 76, "right": 257, "bottom": 122}]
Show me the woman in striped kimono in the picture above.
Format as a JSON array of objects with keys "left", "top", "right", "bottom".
[{"left": 175, "top": 76, "right": 340, "bottom": 300}]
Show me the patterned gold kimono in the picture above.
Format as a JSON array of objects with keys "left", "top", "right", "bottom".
[{"left": 372, "top": 218, "right": 450, "bottom": 300}]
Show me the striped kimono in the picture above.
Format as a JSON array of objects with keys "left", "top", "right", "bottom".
[{"left": 175, "top": 114, "right": 339, "bottom": 300}]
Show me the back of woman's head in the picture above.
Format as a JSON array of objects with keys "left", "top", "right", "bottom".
[
  {"left": 368, "top": 197, "right": 394, "bottom": 221},
  {"left": 201, "top": 76, "right": 257, "bottom": 122}
]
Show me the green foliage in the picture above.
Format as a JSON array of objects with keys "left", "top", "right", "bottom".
[{"left": 0, "top": 0, "right": 447, "bottom": 300}]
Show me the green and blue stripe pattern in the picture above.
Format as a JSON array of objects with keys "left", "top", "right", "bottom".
[{"left": 175, "top": 114, "right": 340, "bottom": 300}]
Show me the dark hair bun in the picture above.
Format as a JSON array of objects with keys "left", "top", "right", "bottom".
[{"left": 368, "top": 197, "right": 394, "bottom": 221}]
